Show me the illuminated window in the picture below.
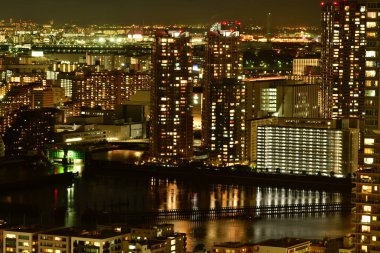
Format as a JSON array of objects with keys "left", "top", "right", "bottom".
[
  {"left": 368, "top": 12, "right": 377, "bottom": 18},
  {"left": 365, "top": 80, "right": 378, "bottom": 87},
  {"left": 364, "top": 157, "right": 374, "bottom": 164},
  {"left": 362, "top": 215, "right": 371, "bottom": 223},
  {"left": 367, "top": 32, "right": 377, "bottom": 38},
  {"left": 363, "top": 185, "right": 373, "bottom": 193},
  {"left": 365, "top": 138, "right": 375, "bottom": 145},
  {"left": 366, "top": 71, "right": 377, "bottom": 77},
  {"left": 362, "top": 225, "right": 371, "bottom": 232},
  {"left": 367, "top": 22, "right": 377, "bottom": 28},
  {"left": 367, "top": 51, "right": 377, "bottom": 57},
  {"left": 364, "top": 205, "right": 372, "bottom": 212}
]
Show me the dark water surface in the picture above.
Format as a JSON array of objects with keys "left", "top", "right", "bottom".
[{"left": 0, "top": 150, "right": 352, "bottom": 251}]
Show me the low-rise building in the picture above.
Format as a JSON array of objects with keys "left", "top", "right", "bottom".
[
  {"left": 257, "top": 238, "right": 310, "bottom": 253},
  {"left": 130, "top": 225, "right": 174, "bottom": 241},
  {"left": 38, "top": 230, "right": 71, "bottom": 253},
  {"left": 3, "top": 227, "right": 48, "bottom": 253},
  {"left": 71, "top": 229, "right": 129, "bottom": 253},
  {"left": 212, "top": 242, "right": 256, "bottom": 253},
  {"left": 254, "top": 118, "right": 359, "bottom": 177},
  {"left": 129, "top": 225, "right": 186, "bottom": 253}
]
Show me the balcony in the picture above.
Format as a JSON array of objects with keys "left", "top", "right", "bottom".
[
  {"left": 354, "top": 210, "right": 373, "bottom": 215},
  {"left": 353, "top": 230, "right": 371, "bottom": 235},
  {"left": 356, "top": 192, "right": 380, "bottom": 196},
  {"left": 354, "top": 240, "right": 372, "bottom": 245},
  {"left": 353, "top": 199, "right": 380, "bottom": 205},
  {"left": 353, "top": 220, "right": 371, "bottom": 225},
  {"left": 355, "top": 179, "right": 380, "bottom": 184}
]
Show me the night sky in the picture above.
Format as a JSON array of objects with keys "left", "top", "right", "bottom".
[{"left": 1, "top": 0, "right": 321, "bottom": 26}]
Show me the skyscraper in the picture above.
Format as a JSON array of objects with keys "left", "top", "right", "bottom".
[
  {"left": 321, "top": 0, "right": 366, "bottom": 119},
  {"left": 150, "top": 30, "right": 193, "bottom": 161},
  {"left": 329, "top": 0, "right": 380, "bottom": 252},
  {"left": 354, "top": 168, "right": 380, "bottom": 253},
  {"left": 202, "top": 21, "right": 245, "bottom": 166},
  {"left": 362, "top": 1, "right": 380, "bottom": 171},
  {"left": 354, "top": 1, "right": 380, "bottom": 252}
]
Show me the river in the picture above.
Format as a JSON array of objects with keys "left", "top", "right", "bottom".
[{"left": 0, "top": 150, "right": 352, "bottom": 251}]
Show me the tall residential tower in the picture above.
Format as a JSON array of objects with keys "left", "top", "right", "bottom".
[
  {"left": 202, "top": 21, "right": 245, "bottom": 165},
  {"left": 150, "top": 30, "right": 193, "bottom": 161},
  {"left": 321, "top": 0, "right": 366, "bottom": 119},
  {"left": 332, "top": 0, "right": 380, "bottom": 252}
]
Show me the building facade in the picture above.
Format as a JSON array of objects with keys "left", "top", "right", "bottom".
[
  {"left": 293, "top": 58, "right": 320, "bottom": 76},
  {"left": 150, "top": 30, "right": 193, "bottom": 161},
  {"left": 321, "top": 0, "right": 366, "bottom": 119},
  {"left": 255, "top": 118, "right": 359, "bottom": 176},
  {"left": 3, "top": 228, "right": 45, "bottom": 253},
  {"left": 38, "top": 232, "right": 71, "bottom": 253},
  {"left": 257, "top": 238, "right": 310, "bottom": 253},
  {"left": 362, "top": 1, "right": 380, "bottom": 172},
  {"left": 202, "top": 21, "right": 245, "bottom": 165},
  {"left": 353, "top": 168, "right": 380, "bottom": 253},
  {"left": 3, "top": 108, "right": 64, "bottom": 156},
  {"left": 354, "top": 1, "right": 380, "bottom": 252}
]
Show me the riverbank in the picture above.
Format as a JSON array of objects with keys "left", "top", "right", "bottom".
[
  {"left": 0, "top": 156, "right": 77, "bottom": 192},
  {"left": 85, "top": 159, "right": 353, "bottom": 192}
]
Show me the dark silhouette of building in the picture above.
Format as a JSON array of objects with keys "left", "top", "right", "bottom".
[{"left": 3, "top": 108, "right": 63, "bottom": 156}]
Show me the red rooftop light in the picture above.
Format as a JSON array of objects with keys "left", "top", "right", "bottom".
[
  {"left": 333, "top": 1, "right": 339, "bottom": 5},
  {"left": 320, "top": 1, "right": 325, "bottom": 6}
]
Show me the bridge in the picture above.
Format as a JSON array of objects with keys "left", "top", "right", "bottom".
[
  {"left": 96, "top": 202, "right": 353, "bottom": 222},
  {"left": 32, "top": 44, "right": 152, "bottom": 56}
]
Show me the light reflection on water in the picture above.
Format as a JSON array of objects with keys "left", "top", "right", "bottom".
[
  {"left": 92, "top": 150, "right": 144, "bottom": 163},
  {"left": 170, "top": 214, "right": 352, "bottom": 251},
  {"left": 147, "top": 178, "right": 343, "bottom": 211},
  {"left": 186, "top": 215, "right": 351, "bottom": 250},
  {"left": 0, "top": 150, "right": 351, "bottom": 251}
]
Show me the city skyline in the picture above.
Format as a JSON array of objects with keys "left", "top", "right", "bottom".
[
  {"left": 0, "top": 0, "right": 358, "bottom": 249},
  {"left": 1, "top": 0, "right": 321, "bottom": 26}
]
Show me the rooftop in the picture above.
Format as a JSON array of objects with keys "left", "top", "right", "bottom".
[
  {"left": 38, "top": 227, "right": 128, "bottom": 239},
  {"left": 259, "top": 238, "right": 310, "bottom": 248},
  {"left": 131, "top": 224, "right": 174, "bottom": 230},
  {"left": 213, "top": 242, "right": 254, "bottom": 248},
  {"left": 5, "top": 226, "right": 54, "bottom": 234}
]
